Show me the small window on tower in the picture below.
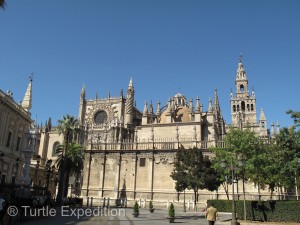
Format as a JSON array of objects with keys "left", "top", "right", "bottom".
[
  {"left": 247, "top": 104, "right": 250, "bottom": 111},
  {"left": 240, "top": 84, "right": 244, "bottom": 93},
  {"left": 233, "top": 105, "right": 236, "bottom": 112},
  {"left": 251, "top": 104, "right": 254, "bottom": 111},
  {"left": 261, "top": 121, "right": 265, "bottom": 129},
  {"left": 237, "top": 105, "right": 240, "bottom": 112},
  {"left": 139, "top": 158, "right": 146, "bottom": 167}
]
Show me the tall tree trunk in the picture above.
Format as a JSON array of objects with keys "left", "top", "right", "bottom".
[
  {"left": 222, "top": 182, "right": 229, "bottom": 200},
  {"left": 56, "top": 130, "right": 70, "bottom": 204},
  {"left": 63, "top": 159, "right": 71, "bottom": 198},
  {"left": 194, "top": 189, "right": 197, "bottom": 211},
  {"left": 242, "top": 177, "right": 247, "bottom": 221}
]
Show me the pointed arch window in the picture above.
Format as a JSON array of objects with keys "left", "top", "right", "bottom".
[{"left": 52, "top": 141, "right": 60, "bottom": 156}]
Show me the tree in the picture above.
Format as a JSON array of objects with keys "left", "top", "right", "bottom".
[
  {"left": 212, "top": 127, "right": 259, "bottom": 198},
  {"left": 274, "top": 126, "right": 300, "bottom": 197},
  {"left": 56, "top": 114, "right": 80, "bottom": 204},
  {"left": 171, "top": 147, "right": 221, "bottom": 210},
  {"left": 56, "top": 142, "right": 85, "bottom": 196},
  {"left": 286, "top": 110, "right": 300, "bottom": 127}
]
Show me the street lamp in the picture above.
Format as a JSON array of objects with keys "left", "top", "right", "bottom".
[
  {"left": 35, "top": 155, "right": 41, "bottom": 186},
  {"left": 45, "top": 159, "right": 52, "bottom": 191},
  {"left": 221, "top": 155, "right": 243, "bottom": 225}
]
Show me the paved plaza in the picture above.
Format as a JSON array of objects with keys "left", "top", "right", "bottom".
[{"left": 8, "top": 206, "right": 300, "bottom": 225}]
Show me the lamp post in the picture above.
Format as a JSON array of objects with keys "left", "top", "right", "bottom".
[
  {"left": 221, "top": 155, "right": 243, "bottom": 225},
  {"left": 45, "top": 159, "right": 52, "bottom": 191},
  {"left": 13, "top": 158, "right": 20, "bottom": 189},
  {"left": 35, "top": 155, "right": 41, "bottom": 186}
]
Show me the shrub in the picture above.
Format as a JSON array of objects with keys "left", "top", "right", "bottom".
[
  {"left": 168, "top": 203, "right": 175, "bottom": 218},
  {"left": 207, "top": 200, "right": 300, "bottom": 223},
  {"left": 133, "top": 201, "right": 139, "bottom": 214},
  {"left": 149, "top": 200, "right": 154, "bottom": 209}
]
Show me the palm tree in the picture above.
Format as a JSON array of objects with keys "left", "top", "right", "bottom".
[
  {"left": 56, "top": 142, "right": 85, "bottom": 197},
  {"left": 56, "top": 114, "right": 79, "bottom": 204},
  {"left": 0, "top": 0, "right": 6, "bottom": 9}
]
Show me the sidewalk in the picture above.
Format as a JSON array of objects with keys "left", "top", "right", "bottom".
[{"left": 124, "top": 208, "right": 300, "bottom": 225}]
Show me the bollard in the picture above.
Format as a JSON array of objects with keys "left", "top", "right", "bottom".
[
  {"left": 107, "top": 197, "right": 110, "bottom": 207},
  {"left": 144, "top": 199, "right": 146, "bottom": 208},
  {"left": 91, "top": 197, "right": 93, "bottom": 207},
  {"left": 139, "top": 199, "right": 142, "bottom": 208},
  {"left": 188, "top": 200, "right": 190, "bottom": 210},
  {"left": 167, "top": 200, "right": 169, "bottom": 209},
  {"left": 103, "top": 197, "right": 106, "bottom": 207}
]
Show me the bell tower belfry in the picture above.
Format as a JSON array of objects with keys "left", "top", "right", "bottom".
[{"left": 230, "top": 55, "right": 257, "bottom": 127}]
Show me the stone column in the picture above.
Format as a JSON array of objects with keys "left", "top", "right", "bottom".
[
  {"left": 132, "top": 153, "right": 137, "bottom": 199},
  {"left": 20, "top": 123, "right": 39, "bottom": 185},
  {"left": 114, "top": 155, "right": 121, "bottom": 199},
  {"left": 148, "top": 153, "right": 154, "bottom": 199},
  {"left": 99, "top": 154, "right": 106, "bottom": 197}
]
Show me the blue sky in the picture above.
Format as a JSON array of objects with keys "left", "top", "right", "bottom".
[{"left": 1, "top": 0, "right": 299, "bottom": 129}]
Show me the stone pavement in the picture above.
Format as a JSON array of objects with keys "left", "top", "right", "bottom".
[
  {"left": 9, "top": 206, "right": 300, "bottom": 225},
  {"left": 124, "top": 208, "right": 300, "bottom": 225}
]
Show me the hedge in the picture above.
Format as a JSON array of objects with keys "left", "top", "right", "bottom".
[{"left": 207, "top": 200, "right": 300, "bottom": 223}]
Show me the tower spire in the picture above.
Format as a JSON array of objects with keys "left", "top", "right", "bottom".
[
  {"left": 214, "top": 88, "right": 220, "bottom": 111},
  {"left": 22, "top": 76, "right": 33, "bottom": 112},
  {"left": 125, "top": 78, "right": 135, "bottom": 127},
  {"left": 156, "top": 100, "right": 161, "bottom": 116},
  {"left": 80, "top": 83, "right": 86, "bottom": 100},
  {"left": 195, "top": 96, "right": 201, "bottom": 113},
  {"left": 208, "top": 98, "right": 213, "bottom": 113},
  {"left": 143, "top": 100, "right": 148, "bottom": 116},
  {"left": 236, "top": 54, "right": 247, "bottom": 80}
]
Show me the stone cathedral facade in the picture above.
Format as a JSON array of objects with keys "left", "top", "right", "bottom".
[{"left": 36, "top": 59, "right": 280, "bottom": 201}]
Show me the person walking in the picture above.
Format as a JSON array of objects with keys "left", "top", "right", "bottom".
[{"left": 206, "top": 203, "right": 219, "bottom": 225}]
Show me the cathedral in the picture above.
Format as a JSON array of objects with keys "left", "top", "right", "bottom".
[{"left": 35, "top": 58, "right": 280, "bottom": 202}]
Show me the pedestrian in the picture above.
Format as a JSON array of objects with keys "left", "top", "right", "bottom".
[{"left": 205, "top": 203, "right": 219, "bottom": 225}]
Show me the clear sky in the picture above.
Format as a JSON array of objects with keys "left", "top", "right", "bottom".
[{"left": 1, "top": 0, "right": 299, "bottom": 129}]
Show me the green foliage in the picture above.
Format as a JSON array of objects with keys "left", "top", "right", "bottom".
[
  {"left": 168, "top": 203, "right": 175, "bottom": 218},
  {"left": 273, "top": 127, "right": 300, "bottom": 189},
  {"left": 56, "top": 142, "right": 85, "bottom": 175},
  {"left": 210, "top": 127, "right": 290, "bottom": 199},
  {"left": 171, "top": 147, "right": 221, "bottom": 198},
  {"left": 149, "top": 200, "right": 154, "bottom": 209},
  {"left": 133, "top": 201, "right": 139, "bottom": 214},
  {"left": 287, "top": 110, "right": 300, "bottom": 127},
  {"left": 207, "top": 200, "right": 300, "bottom": 222}
]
